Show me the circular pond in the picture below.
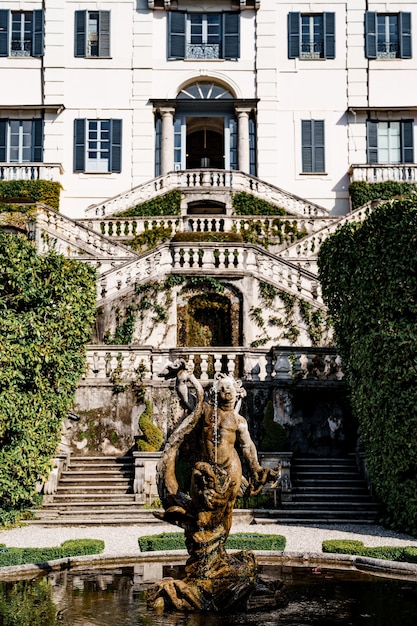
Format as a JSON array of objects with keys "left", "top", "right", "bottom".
[{"left": 1, "top": 562, "right": 417, "bottom": 626}]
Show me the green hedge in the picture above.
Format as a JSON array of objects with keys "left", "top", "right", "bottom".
[
  {"left": 349, "top": 181, "right": 417, "bottom": 210},
  {"left": 0, "top": 180, "right": 61, "bottom": 211},
  {"left": 172, "top": 231, "right": 243, "bottom": 243},
  {"left": 138, "top": 532, "right": 286, "bottom": 552},
  {"left": 318, "top": 197, "right": 417, "bottom": 535},
  {"left": 322, "top": 540, "right": 417, "bottom": 563},
  {"left": 232, "top": 191, "right": 286, "bottom": 216},
  {"left": 0, "top": 539, "right": 104, "bottom": 567},
  {"left": 118, "top": 190, "right": 181, "bottom": 217}
]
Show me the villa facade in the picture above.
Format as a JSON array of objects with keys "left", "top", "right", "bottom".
[{"left": 1, "top": 0, "right": 417, "bottom": 217}]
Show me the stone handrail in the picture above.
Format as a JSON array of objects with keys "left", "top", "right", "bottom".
[
  {"left": 0, "top": 162, "right": 63, "bottom": 181},
  {"left": 282, "top": 202, "right": 375, "bottom": 264},
  {"left": 80, "top": 214, "right": 332, "bottom": 241},
  {"left": 33, "top": 207, "right": 137, "bottom": 266},
  {"left": 97, "top": 242, "right": 323, "bottom": 306},
  {"left": 84, "top": 169, "right": 329, "bottom": 219},
  {"left": 350, "top": 164, "right": 417, "bottom": 183},
  {"left": 82, "top": 345, "right": 343, "bottom": 384}
]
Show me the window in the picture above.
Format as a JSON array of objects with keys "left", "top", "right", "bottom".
[
  {"left": 301, "top": 120, "right": 325, "bottom": 173},
  {"left": 168, "top": 12, "right": 239, "bottom": 60},
  {"left": 367, "top": 120, "right": 413, "bottom": 164},
  {"left": 0, "top": 119, "right": 43, "bottom": 162},
  {"left": 365, "top": 13, "right": 412, "bottom": 59},
  {"left": 288, "top": 13, "right": 335, "bottom": 59},
  {"left": 74, "top": 119, "right": 122, "bottom": 173},
  {"left": 0, "top": 10, "right": 44, "bottom": 57},
  {"left": 74, "top": 10, "right": 110, "bottom": 58}
]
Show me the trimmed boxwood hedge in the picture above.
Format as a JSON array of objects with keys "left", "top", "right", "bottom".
[
  {"left": 138, "top": 532, "right": 286, "bottom": 552},
  {"left": 172, "top": 231, "right": 243, "bottom": 243},
  {"left": 322, "top": 540, "right": 417, "bottom": 563},
  {"left": 0, "top": 539, "right": 104, "bottom": 567}
]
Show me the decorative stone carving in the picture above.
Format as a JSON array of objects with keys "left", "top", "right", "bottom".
[{"left": 147, "top": 359, "right": 281, "bottom": 612}]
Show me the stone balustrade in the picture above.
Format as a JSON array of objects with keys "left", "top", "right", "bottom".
[
  {"left": 97, "top": 242, "right": 323, "bottom": 306},
  {"left": 85, "top": 169, "right": 329, "bottom": 218},
  {"left": 82, "top": 345, "right": 343, "bottom": 384},
  {"left": 282, "top": 203, "right": 373, "bottom": 264},
  {"left": 80, "top": 214, "right": 330, "bottom": 241},
  {"left": 34, "top": 207, "right": 136, "bottom": 264},
  {"left": 0, "top": 163, "right": 63, "bottom": 181},
  {"left": 350, "top": 164, "right": 417, "bottom": 183}
]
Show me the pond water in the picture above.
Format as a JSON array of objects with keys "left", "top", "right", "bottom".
[{"left": 1, "top": 563, "right": 417, "bottom": 626}]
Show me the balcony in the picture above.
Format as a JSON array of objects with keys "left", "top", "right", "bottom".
[
  {"left": 350, "top": 164, "right": 417, "bottom": 184},
  {"left": 0, "top": 163, "right": 63, "bottom": 182}
]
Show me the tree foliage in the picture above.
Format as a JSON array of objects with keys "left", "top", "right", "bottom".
[
  {"left": 318, "top": 197, "right": 417, "bottom": 534},
  {"left": 0, "top": 231, "right": 96, "bottom": 523}
]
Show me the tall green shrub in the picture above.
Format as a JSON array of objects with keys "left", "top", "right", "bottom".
[
  {"left": 318, "top": 197, "right": 417, "bottom": 534},
  {"left": 0, "top": 232, "right": 96, "bottom": 523}
]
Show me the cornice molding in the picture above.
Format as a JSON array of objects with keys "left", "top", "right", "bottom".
[{"left": 148, "top": 1, "right": 260, "bottom": 10}]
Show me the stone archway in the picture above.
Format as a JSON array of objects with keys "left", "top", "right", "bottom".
[{"left": 177, "top": 285, "right": 242, "bottom": 348}]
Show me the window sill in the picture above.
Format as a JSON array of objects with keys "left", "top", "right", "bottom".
[{"left": 299, "top": 172, "right": 328, "bottom": 176}]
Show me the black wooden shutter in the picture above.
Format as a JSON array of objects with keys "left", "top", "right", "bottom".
[
  {"left": 0, "top": 10, "right": 9, "bottom": 57},
  {"left": 0, "top": 119, "right": 7, "bottom": 161},
  {"left": 399, "top": 13, "right": 412, "bottom": 59},
  {"left": 302, "top": 120, "right": 313, "bottom": 172},
  {"left": 323, "top": 13, "right": 335, "bottom": 59},
  {"left": 98, "top": 11, "right": 110, "bottom": 57},
  {"left": 110, "top": 119, "right": 122, "bottom": 173},
  {"left": 367, "top": 120, "right": 378, "bottom": 164},
  {"left": 302, "top": 120, "right": 325, "bottom": 173},
  {"left": 74, "top": 119, "right": 86, "bottom": 172},
  {"left": 31, "top": 119, "right": 43, "bottom": 162},
  {"left": 288, "top": 12, "right": 300, "bottom": 59},
  {"left": 365, "top": 12, "right": 377, "bottom": 59},
  {"left": 32, "top": 9, "right": 44, "bottom": 57},
  {"left": 223, "top": 12, "right": 240, "bottom": 59},
  {"left": 401, "top": 120, "right": 414, "bottom": 163},
  {"left": 74, "top": 10, "right": 87, "bottom": 57},
  {"left": 313, "top": 120, "right": 325, "bottom": 172},
  {"left": 168, "top": 11, "right": 186, "bottom": 59}
]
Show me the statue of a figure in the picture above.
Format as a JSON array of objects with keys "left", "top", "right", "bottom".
[{"left": 147, "top": 360, "right": 279, "bottom": 612}]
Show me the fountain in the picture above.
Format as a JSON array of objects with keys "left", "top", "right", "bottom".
[{"left": 147, "top": 359, "right": 281, "bottom": 611}]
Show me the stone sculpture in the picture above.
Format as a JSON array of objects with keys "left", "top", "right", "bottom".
[{"left": 147, "top": 359, "right": 281, "bottom": 612}]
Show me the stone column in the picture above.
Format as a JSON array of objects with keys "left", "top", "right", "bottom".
[
  {"left": 160, "top": 107, "right": 175, "bottom": 175},
  {"left": 236, "top": 107, "right": 251, "bottom": 173}
]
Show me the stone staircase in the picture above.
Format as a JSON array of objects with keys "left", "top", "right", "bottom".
[
  {"left": 31, "top": 456, "right": 160, "bottom": 526},
  {"left": 255, "top": 455, "right": 381, "bottom": 525}
]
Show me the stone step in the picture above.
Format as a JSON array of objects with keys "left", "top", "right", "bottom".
[{"left": 254, "top": 517, "right": 376, "bottom": 526}]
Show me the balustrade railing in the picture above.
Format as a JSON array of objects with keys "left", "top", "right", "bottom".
[
  {"left": 85, "top": 169, "right": 328, "bottom": 218},
  {"left": 80, "top": 214, "right": 330, "bottom": 241},
  {"left": 0, "top": 163, "right": 63, "bottom": 181},
  {"left": 350, "top": 164, "right": 417, "bottom": 184},
  {"left": 82, "top": 345, "right": 343, "bottom": 384},
  {"left": 97, "top": 242, "right": 323, "bottom": 305}
]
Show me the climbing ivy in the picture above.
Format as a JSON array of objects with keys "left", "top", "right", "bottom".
[
  {"left": 0, "top": 180, "right": 62, "bottom": 211},
  {"left": 124, "top": 225, "right": 173, "bottom": 253},
  {"left": 318, "top": 197, "right": 417, "bottom": 535},
  {"left": 250, "top": 282, "right": 327, "bottom": 347},
  {"left": 0, "top": 231, "right": 96, "bottom": 525},
  {"left": 349, "top": 181, "right": 416, "bottom": 210},
  {"left": 236, "top": 218, "right": 306, "bottom": 249},
  {"left": 232, "top": 191, "right": 286, "bottom": 216},
  {"left": 117, "top": 190, "right": 181, "bottom": 217}
]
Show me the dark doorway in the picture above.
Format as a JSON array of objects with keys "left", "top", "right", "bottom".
[{"left": 186, "top": 117, "right": 224, "bottom": 169}]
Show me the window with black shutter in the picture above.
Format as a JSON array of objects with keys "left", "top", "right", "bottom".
[
  {"left": 365, "top": 12, "right": 412, "bottom": 59},
  {"left": 168, "top": 11, "right": 240, "bottom": 60},
  {"left": 367, "top": 120, "right": 414, "bottom": 164},
  {"left": 74, "top": 10, "right": 111, "bottom": 58},
  {"left": 74, "top": 119, "right": 122, "bottom": 173},
  {"left": 0, "top": 9, "right": 44, "bottom": 57},
  {"left": 288, "top": 12, "right": 335, "bottom": 59},
  {"left": 0, "top": 119, "right": 44, "bottom": 162}
]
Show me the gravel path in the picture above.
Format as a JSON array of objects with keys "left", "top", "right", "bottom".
[{"left": 1, "top": 521, "right": 416, "bottom": 556}]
